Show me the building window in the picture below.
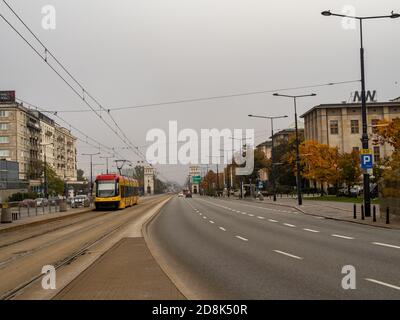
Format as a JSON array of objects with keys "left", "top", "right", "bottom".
[
  {"left": 374, "top": 146, "right": 380, "bottom": 163},
  {"left": 371, "top": 119, "right": 380, "bottom": 134},
  {"left": 0, "top": 136, "right": 9, "bottom": 144},
  {"left": 0, "top": 111, "right": 9, "bottom": 117},
  {"left": 0, "top": 123, "right": 8, "bottom": 130},
  {"left": 350, "top": 120, "right": 359, "bottom": 134},
  {"left": 330, "top": 120, "right": 339, "bottom": 135},
  {"left": 0, "top": 150, "right": 10, "bottom": 157}
]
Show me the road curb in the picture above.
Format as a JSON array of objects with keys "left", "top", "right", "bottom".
[
  {"left": 142, "top": 196, "right": 193, "bottom": 300},
  {"left": 0, "top": 208, "right": 94, "bottom": 234}
]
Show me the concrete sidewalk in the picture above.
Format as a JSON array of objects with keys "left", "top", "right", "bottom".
[
  {"left": 224, "top": 196, "right": 400, "bottom": 229},
  {"left": 55, "top": 237, "right": 185, "bottom": 300},
  {"left": 0, "top": 206, "right": 93, "bottom": 233}
]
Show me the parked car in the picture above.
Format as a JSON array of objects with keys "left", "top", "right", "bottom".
[
  {"left": 18, "top": 199, "right": 36, "bottom": 207},
  {"left": 35, "top": 198, "right": 49, "bottom": 207},
  {"left": 71, "top": 195, "right": 89, "bottom": 208}
]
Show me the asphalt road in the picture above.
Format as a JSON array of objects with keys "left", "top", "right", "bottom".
[{"left": 148, "top": 195, "right": 400, "bottom": 299}]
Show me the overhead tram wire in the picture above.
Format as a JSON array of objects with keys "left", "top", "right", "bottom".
[
  {"left": 17, "top": 98, "right": 125, "bottom": 160},
  {"left": 0, "top": 3, "right": 145, "bottom": 162},
  {"left": 23, "top": 80, "right": 361, "bottom": 114}
]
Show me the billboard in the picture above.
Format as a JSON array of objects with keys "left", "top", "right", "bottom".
[{"left": 0, "top": 91, "right": 16, "bottom": 103}]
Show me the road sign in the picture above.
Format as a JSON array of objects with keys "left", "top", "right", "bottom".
[
  {"left": 361, "top": 154, "right": 373, "bottom": 169},
  {"left": 192, "top": 176, "right": 201, "bottom": 184},
  {"left": 361, "top": 149, "right": 372, "bottom": 155},
  {"left": 258, "top": 181, "right": 263, "bottom": 189}
]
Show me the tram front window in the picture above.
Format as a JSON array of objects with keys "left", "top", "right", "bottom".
[{"left": 97, "top": 181, "right": 117, "bottom": 197}]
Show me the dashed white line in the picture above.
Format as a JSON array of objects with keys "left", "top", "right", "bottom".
[
  {"left": 203, "top": 216, "right": 207, "bottom": 219},
  {"left": 209, "top": 220, "right": 215, "bottom": 224},
  {"left": 235, "top": 236, "right": 249, "bottom": 242},
  {"left": 241, "top": 212, "right": 247, "bottom": 215},
  {"left": 372, "top": 242, "right": 400, "bottom": 249},
  {"left": 219, "top": 227, "right": 226, "bottom": 231},
  {"left": 331, "top": 234, "right": 354, "bottom": 240},
  {"left": 199, "top": 213, "right": 202, "bottom": 216},
  {"left": 273, "top": 250, "right": 303, "bottom": 260},
  {"left": 268, "top": 219, "right": 278, "bottom": 223},
  {"left": 303, "top": 228, "right": 320, "bottom": 233},
  {"left": 257, "top": 216, "right": 265, "bottom": 220},
  {"left": 365, "top": 278, "right": 400, "bottom": 291},
  {"left": 284, "top": 223, "right": 296, "bottom": 228},
  {"left": 248, "top": 214, "right": 255, "bottom": 217}
]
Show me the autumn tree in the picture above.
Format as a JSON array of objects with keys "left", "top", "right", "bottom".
[{"left": 338, "top": 151, "right": 361, "bottom": 193}]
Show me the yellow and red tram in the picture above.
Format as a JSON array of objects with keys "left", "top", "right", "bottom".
[{"left": 95, "top": 174, "right": 139, "bottom": 210}]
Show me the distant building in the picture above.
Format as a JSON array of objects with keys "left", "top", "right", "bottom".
[
  {"left": 0, "top": 159, "right": 28, "bottom": 202},
  {"left": 256, "top": 141, "right": 272, "bottom": 182},
  {"left": 0, "top": 91, "right": 78, "bottom": 188},
  {"left": 301, "top": 101, "right": 400, "bottom": 162}
]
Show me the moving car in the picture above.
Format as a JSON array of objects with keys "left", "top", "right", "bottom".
[
  {"left": 185, "top": 192, "right": 192, "bottom": 198},
  {"left": 178, "top": 192, "right": 184, "bottom": 197}
]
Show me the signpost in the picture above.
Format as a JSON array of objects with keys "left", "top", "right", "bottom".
[
  {"left": 361, "top": 151, "right": 373, "bottom": 170},
  {"left": 192, "top": 176, "right": 201, "bottom": 184}
]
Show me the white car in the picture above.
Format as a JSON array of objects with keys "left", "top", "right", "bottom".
[{"left": 178, "top": 192, "right": 184, "bottom": 197}]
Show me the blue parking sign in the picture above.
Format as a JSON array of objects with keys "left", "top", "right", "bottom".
[{"left": 361, "top": 154, "right": 373, "bottom": 169}]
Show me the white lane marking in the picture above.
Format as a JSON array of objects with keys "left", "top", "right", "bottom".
[
  {"left": 209, "top": 220, "right": 215, "bottom": 224},
  {"left": 365, "top": 278, "right": 400, "bottom": 291},
  {"left": 199, "top": 213, "right": 202, "bottom": 216},
  {"left": 248, "top": 214, "right": 255, "bottom": 217},
  {"left": 314, "top": 216, "right": 325, "bottom": 219},
  {"left": 273, "top": 250, "right": 303, "bottom": 260},
  {"left": 241, "top": 212, "right": 247, "bottom": 215},
  {"left": 372, "top": 242, "right": 400, "bottom": 250},
  {"left": 331, "top": 234, "right": 354, "bottom": 240},
  {"left": 203, "top": 216, "right": 207, "bottom": 219},
  {"left": 235, "top": 236, "right": 249, "bottom": 242},
  {"left": 257, "top": 216, "right": 265, "bottom": 220},
  {"left": 219, "top": 227, "right": 226, "bottom": 231},
  {"left": 269, "top": 219, "right": 278, "bottom": 223},
  {"left": 284, "top": 223, "right": 296, "bottom": 228},
  {"left": 303, "top": 228, "right": 320, "bottom": 233}
]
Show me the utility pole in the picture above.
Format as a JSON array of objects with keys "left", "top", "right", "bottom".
[
  {"left": 82, "top": 152, "right": 100, "bottom": 196},
  {"left": 100, "top": 155, "right": 114, "bottom": 174},
  {"left": 248, "top": 114, "right": 288, "bottom": 201},
  {"left": 273, "top": 93, "right": 316, "bottom": 205},
  {"left": 41, "top": 143, "right": 53, "bottom": 199}
]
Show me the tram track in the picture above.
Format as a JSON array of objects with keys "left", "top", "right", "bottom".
[{"left": 0, "top": 195, "right": 169, "bottom": 300}]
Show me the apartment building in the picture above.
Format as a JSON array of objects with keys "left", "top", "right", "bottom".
[
  {"left": 0, "top": 91, "right": 77, "bottom": 183},
  {"left": 301, "top": 101, "right": 400, "bottom": 162}
]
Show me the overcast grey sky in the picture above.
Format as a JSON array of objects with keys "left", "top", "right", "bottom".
[{"left": 1, "top": 0, "right": 400, "bottom": 184}]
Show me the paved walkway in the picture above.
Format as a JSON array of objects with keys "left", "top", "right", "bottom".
[
  {"left": 226, "top": 197, "right": 400, "bottom": 229},
  {"left": 0, "top": 206, "right": 93, "bottom": 233},
  {"left": 55, "top": 237, "right": 185, "bottom": 300}
]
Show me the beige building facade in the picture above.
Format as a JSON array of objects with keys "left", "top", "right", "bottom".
[
  {"left": 0, "top": 98, "right": 77, "bottom": 183},
  {"left": 301, "top": 101, "right": 400, "bottom": 162}
]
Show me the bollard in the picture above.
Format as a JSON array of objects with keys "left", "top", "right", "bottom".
[
  {"left": 386, "top": 207, "right": 390, "bottom": 225},
  {"left": 373, "top": 206, "right": 376, "bottom": 222},
  {"left": 353, "top": 204, "right": 357, "bottom": 219},
  {"left": 361, "top": 205, "right": 365, "bottom": 220}
]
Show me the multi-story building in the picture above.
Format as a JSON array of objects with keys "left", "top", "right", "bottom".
[
  {"left": 301, "top": 100, "right": 400, "bottom": 162},
  {"left": 0, "top": 91, "right": 77, "bottom": 185}
]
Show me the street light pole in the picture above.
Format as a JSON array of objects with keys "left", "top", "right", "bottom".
[
  {"left": 321, "top": 10, "right": 399, "bottom": 216},
  {"left": 40, "top": 142, "right": 53, "bottom": 199},
  {"left": 273, "top": 93, "right": 316, "bottom": 206},
  {"left": 82, "top": 152, "right": 100, "bottom": 196},
  {"left": 100, "top": 155, "right": 114, "bottom": 174},
  {"left": 248, "top": 114, "right": 288, "bottom": 201}
]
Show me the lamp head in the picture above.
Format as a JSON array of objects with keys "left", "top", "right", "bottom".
[{"left": 321, "top": 10, "right": 332, "bottom": 17}]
